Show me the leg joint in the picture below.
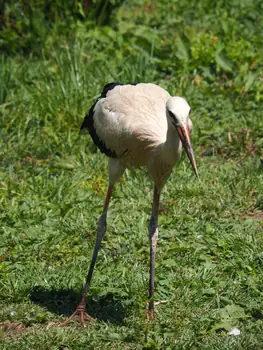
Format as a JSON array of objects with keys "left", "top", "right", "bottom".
[
  {"left": 148, "top": 217, "right": 158, "bottom": 251},
  {"left": 97, "top": 212, "right": 107, "bottom": 238}
]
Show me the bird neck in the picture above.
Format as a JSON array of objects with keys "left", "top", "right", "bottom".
[{"left": 162, "top": 122, "right": 182, "bottom": 165}]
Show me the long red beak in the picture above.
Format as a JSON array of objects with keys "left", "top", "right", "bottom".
[{"left": 176, "top": 125, "right": 198, "bottom": 177}]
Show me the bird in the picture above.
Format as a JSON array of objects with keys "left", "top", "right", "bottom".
[{"left": 61, "top": 82, "right": 198, "bottom": 327}]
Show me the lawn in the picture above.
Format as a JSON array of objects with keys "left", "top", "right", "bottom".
[{"left": 0, "top": 0, "right": 263, "bottom": 349}]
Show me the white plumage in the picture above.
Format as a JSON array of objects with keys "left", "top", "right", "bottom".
[
  {"left": 61, "top": 82, "right": 198, "bottom": 327},
  {"left": 91, "top": 83, "right": 193, "bottom": 187}
]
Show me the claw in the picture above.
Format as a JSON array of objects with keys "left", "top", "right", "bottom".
[
  {"left": 147, "top": 309, "right": 155, "bottom": 322},
  {"left": 60, "top": 301, "right": 95, "bottom": 328},
  {"left": 147, "top": 300, "right": 155, "bottom": 322}
]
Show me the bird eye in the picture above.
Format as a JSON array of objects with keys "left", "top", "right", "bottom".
[{"left": 168, "top": 111, "right": 179, "bottom": 126}]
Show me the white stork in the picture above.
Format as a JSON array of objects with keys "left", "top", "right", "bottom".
[{"left": 61, "top": 82, "right": 198, "bottom": 327}]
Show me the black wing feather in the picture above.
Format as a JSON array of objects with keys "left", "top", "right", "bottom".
[{"left": 80, "top": 82, "right": 123, "bottom": 158}]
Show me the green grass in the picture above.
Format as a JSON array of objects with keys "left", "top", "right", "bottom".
[
  {"left": 1, "top": 144, "right": 263, "bottom": 349},
  {"left": 1, "top": 0, "right": 263, "bottom": 348}
]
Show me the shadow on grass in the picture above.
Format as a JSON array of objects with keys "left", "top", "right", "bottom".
[{"left": 30, "top": 286, "right": 127, "bottom": 325}]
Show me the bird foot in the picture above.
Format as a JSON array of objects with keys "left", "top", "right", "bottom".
[
  {"left": 147, "top": 309, "right": 155, "bottom": 322},
  {"left": 60, "top": 302, "right": 95, "bottom": 328}
]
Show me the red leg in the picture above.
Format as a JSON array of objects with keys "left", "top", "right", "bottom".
[
  {"left": 60, "top": 184, "right": 114, "bottom": 327},
  {"left": 148, "top": 185, "right": 160, "bottom": 320}
]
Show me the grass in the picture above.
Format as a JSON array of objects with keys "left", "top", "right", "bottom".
[
  {"left": 1, "top": 0, "right": 263, "bottom": 348},
  {"left": 1, "top": 141, "right": 263, "bottom": 349}
]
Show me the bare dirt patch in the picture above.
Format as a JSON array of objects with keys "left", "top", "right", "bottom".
[
  {"left": 0, "top": 322, "right": 26, "bottom": 338},
  {"left": 242, "top": 212, "right": 263, "bottom": 220}
]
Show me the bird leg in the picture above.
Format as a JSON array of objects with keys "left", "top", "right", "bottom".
[
  {"left": 148, "top": 185, "right": 160, "bottom": 321},
  {"left": 60, "top": 183, "right": 114, "bottom": 327}
]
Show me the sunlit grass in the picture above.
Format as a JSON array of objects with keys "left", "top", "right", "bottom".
[{"left": 1, "top": 133, "right": 263, "bottom": 348}]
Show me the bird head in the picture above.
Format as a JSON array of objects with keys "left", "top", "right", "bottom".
[{"left": 166, "top": 97, "right": 198, "bottom": 177}]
